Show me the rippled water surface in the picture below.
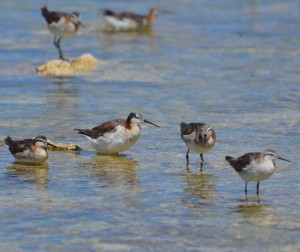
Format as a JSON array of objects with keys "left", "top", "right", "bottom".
[{"left": 0, "top": 0, "right": 300, "bottom": 251}]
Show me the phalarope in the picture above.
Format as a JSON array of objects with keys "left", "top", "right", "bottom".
[
  {"left": 41, "top": 5, "right": 83, "bottom": 60},
  {"left": 5, "top": 135, "right": 50, "bottom": 162},
  {"left": 226, "top": 149, "right": 291, "bottom": 195},
  {"left": 74, "top": 112, "right": 159, "bottom": 154},
  {"left": 180, "top": 122, "right": 216, "bottom": 167}
]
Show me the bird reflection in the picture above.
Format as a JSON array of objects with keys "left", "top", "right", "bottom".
[
  {"left": 184, "top": 172, "right": 217, "bottom": 201},
  {"left": 90, "top": 154, "right": 139, "bottom": 190},
  {"left": 5, "top": 162, "right": 49, "bottom": 189},
  {"left": 234, "top": 199, "right": 278, "bottom": 226}
]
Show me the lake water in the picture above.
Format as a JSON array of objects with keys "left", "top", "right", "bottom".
[{"left": 0, "top": 0, "right": 299, "bottom": 251}]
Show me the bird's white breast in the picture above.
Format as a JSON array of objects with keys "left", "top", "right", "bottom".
[
  {"left": 103, "top": 16, "right": 138, "bottom": 31},
  {"left": 85, "top": 125, "right": 141, "bottom": 154},
  {"left": 48, "top": 17, "right": 77, "bottom": 37},
  {"left": 14, "top": 148, "right": 48, "bottom": 162},
  {"left": 239, "top": 159, "right": 276, "bottom": 182},
  {"left": 182, "top": 132, "right": 215, "bottom": 153}
]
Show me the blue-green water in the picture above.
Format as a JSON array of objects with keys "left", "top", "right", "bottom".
[{"left": 0, "top": 0, "right": 299, "bottom": 251}]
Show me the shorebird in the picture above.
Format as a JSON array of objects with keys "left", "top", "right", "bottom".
[
  {"left": 5, "top": 135, "right": 50, "bottom": 162},
  {"left": 225, "top": 149, "right": 291, "bottom": 195},
  {"left": 100, "top": 7, "right": 169, "bottom": 32},
  {"left": 180, "top": 122, "right": 216, "bottom": 166},
  {"left": 41, "top": 5, "right": 83, "bottom": 60},
  {"left": 74, "top": 112, "right": 159, "bottom": 154}
]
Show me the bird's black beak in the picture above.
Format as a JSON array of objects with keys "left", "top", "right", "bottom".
[
  {"left": 79, "top": 21, "right": 84, "bottom": 28},
  {"left": 278, "top": 156, "right": 291, "bottom": 163},
  {"left": 144, "top": 119, "right": 160, "bottom": 128},
  {"left": 159, "top": 9, "right": 175, "bottom": 15},
  {"left": 46, "top": 139, "right": 57, "bottom": 147}
]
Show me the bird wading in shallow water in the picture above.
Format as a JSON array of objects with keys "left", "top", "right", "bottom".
[
  {"left": 225, "top": 149, "right": 291, "bottom": 195},
  {"left": 180, "top": 122, "right": 216, "bottom": 167},
  {"left": 41, "top": 5, "right": 83, "bottom": 60},
  {"left": 100, "top": 7, "right": 171, "bottom": 32},
  {"left": 74, "top": 112, "right": 159, "bottom": 154},
  {"left": 5, "top": 135, "right": 51, "bottom": 162}
]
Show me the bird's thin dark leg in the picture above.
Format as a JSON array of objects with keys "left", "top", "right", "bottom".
[
  {"left": 244, "top": 182, "right": 248, "bottom": 194},
  {"left": 256, "top": 181, "right": 260, "bottom": 195},
  {"left": 56, "top": 36, "right": 65, "bottom": 60},
  {"left": 186, "top": 149, "right": 189, "bottom": 166},
  {"left": 200, "top": 153, "right": 204, "bottom": 166},
  {"left": 53, "top": 35, "right": 58, "bottom": 48}
]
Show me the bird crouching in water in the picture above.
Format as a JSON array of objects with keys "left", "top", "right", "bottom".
[
  {"left": 4, "top": 135, "right": 50, "bottom": 163},
  {"left": 180, "top": 122, "right": 216, "bottom": 168},
  {"left": 74, "top": 112, "right": 159, "bottom": 154},
  {"left": 225, "top": 149, "right": 291, "bottom": 195},
  {"left": 101, "top": 7, "right": 170, "bottom": 32},
  {"left": 41, "top": 5, "right": 83, "bottom": 60}
]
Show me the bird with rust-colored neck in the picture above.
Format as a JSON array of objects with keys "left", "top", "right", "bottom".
[
  {"left": 74, "top": 112, "right": 159, "bottom": 154},
  {"left": 5, "top": 135, "right": 50, "bottom": 162},
  {"left": 101, "top": 7, "right": 171, "bottom": 32},
  {"left": 41, "top": 5, "right": 83, "bottom": 60},
  {"left": 226, "top": 149, "right": 291, "bottom": 195},
  {"left": 180, "top": 122, "right": 216, "bottom": 167}
]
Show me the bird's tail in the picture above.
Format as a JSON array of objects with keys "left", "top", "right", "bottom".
[
  {"left": 100, "top": 9, "right": 116, "bottom": 16},
  {"left": 225, "top": 156, "right": 234, "bottom": 162},
  {"left": 41, "top": 5, "right": 49, "bottom": 18},
  {"left": 74, "top": 129, "right": 92, "bottom": 137},
  {"left": 180, "top": 122, "right": 188, "bottom": 137},
  {"left": 4, "top": 136, "right": 13, "bottom": 146}
]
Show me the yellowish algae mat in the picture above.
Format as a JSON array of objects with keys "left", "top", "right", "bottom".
[{"left": 36, "top": 53, "right": 99, "bottom": 77}]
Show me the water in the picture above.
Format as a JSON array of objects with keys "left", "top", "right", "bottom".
[{"left": 0, "top": 0, "right": 299, "bottom": 251}]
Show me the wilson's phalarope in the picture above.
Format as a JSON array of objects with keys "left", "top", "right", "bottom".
[
  {"left": 101, "top": 7, "right": 170, "bottom": 32},
  {"left": 180, "top": 122, "right": 216, "bottom": 167},
  {"left": 226, "top": 149, "right": 291, "bottom": 195},
  {"left": 41, "top": 5, "right": 83, "bottom": 60},
  {"left": 5, "top": 135, "right": 50, "bottom": 162},
  {"left": 74, "top": 112, "right": 159, "bottom": 154}
]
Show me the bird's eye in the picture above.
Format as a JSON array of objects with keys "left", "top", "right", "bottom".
[{"left": 135, "top": 114, "right": 141, "bottom": 119}]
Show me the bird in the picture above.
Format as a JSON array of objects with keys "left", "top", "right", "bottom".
[
  {"left": 74, "top": 112, "right": 159, "bottom": 154},
  {"left": 180, "top": 122, "right": 216, "bottom": 166},
  {"left": 4, "top": 135, "right": 50, "bottom": 162},
  {"left": 100, "top": 7, "right": 169, "bottom": 32},
  {"left": 41, "top": 5, "right": 83, "bottom": 60},
  {"left": 225, "top": 149, "right": 291, "bottom": 195}
]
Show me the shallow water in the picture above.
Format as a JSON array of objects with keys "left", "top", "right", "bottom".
[{"left": 0, "top": 0, "right": 300, "bottom": 251}]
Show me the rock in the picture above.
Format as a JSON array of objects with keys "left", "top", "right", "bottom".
[
  {"left": 36, "top": 53, "right": 99, "bottom": 76},
  {"left": 47, "top": 138, "right": 82, "bottom": 151}
]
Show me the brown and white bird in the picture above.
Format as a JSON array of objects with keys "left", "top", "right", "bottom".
[
  {"left": 225, "top": 149, "right": 291, "bottom": 195},
  {"left": 5, "top": 135, "right": 50, "bottom": 162},
  {"left": 101, "top": 7, "right": 169, "bottom": 32},
  {"left": 180, "top": 122, "right": 216, "bottom": 166},
  {"left": 41, "top": 5, "right": 83, "bottom": 60},
  {"left": 74, "top": 112, "right": 159, "bottom": 154}
]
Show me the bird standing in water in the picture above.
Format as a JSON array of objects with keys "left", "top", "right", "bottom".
[
  {"left": 180, "top": 122, "right": 216, "bottom": 167},
  {"left": 74, "top": 112, "right": 159, "bottom": 154},
  {"left": 101, "top": 7, "right": 169, "bottom": 32},
  {"left": 225, "top": 149, "right": 291, "bottom": 195}
]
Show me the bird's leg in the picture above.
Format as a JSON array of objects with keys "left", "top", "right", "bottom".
[
  {"left": 186, "top": 149, "right": 190, "bottom": 166},
  {"left": 200, "top": 153, "right": 204, "bottom": 166},
  {"left": 256, "top": 181, "right": 260, "bottom": 195},
  {"left": 56, "top": 37, "right": 66, "bottom": 61},
  {"left": 244, "top": 182, "right": 248, "bottom": 194},
  {"left": 53, "top": 35, "right": 58, "bottom": 48}
]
